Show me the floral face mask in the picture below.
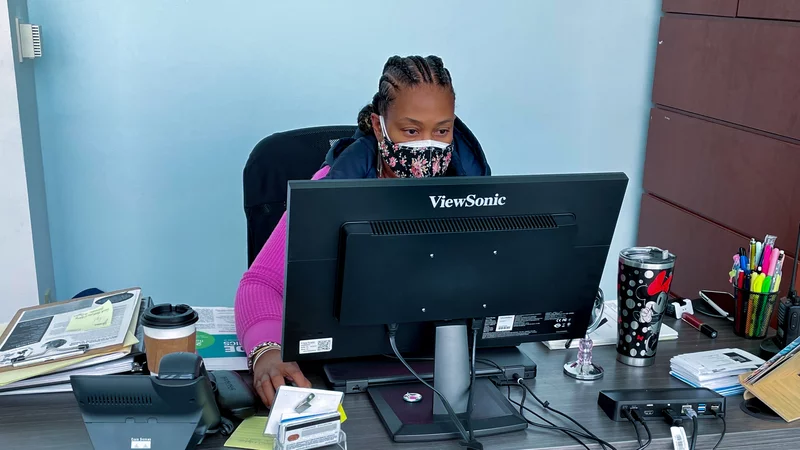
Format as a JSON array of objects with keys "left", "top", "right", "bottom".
[{"left": 378, "top": 116, "right": 453, "bottom": 178}]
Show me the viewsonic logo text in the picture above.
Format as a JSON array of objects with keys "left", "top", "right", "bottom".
[{"left": 429, "top": 194, "right": 507, "bottom": 208}]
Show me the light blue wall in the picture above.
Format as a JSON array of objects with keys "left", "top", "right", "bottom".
[
  {"left": 8, "top": 0, "right": 56, "bottom": 302},
  {"left": 28, "top": 0, "right": 661, "bottom": 306}
]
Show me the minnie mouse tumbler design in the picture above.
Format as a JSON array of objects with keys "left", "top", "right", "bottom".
[{"left": 617, "top": 247, "right": 676, "bottom": 367}]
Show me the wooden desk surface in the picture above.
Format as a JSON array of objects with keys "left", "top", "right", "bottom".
[{"left": 1, "top": 316, "right": 798, "bottom": 449}]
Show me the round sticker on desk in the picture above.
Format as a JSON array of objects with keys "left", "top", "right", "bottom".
[{"left": 403, "top": 392, "right": 423, "bottom": 403}]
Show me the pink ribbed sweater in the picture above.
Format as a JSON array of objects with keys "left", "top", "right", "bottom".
[{"left": 235, "top": 166, "right": 331, "bottom": 355}]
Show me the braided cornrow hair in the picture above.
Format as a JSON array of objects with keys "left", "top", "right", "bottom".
[{"left": 357, "top": 55, "right": 455, "bottom": 135}]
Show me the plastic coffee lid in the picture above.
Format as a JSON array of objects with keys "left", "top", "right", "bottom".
[
  {"left": 141, "top": 304, "right": 199, "bottom": 329},
  {"left": 619, "top": 246, "right": 676, "bottom": 269}
]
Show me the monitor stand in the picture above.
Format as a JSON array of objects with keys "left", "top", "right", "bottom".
[{"left": 367, "top": 322, "right": 528, "bottom": 442}]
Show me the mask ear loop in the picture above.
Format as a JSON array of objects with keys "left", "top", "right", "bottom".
[
  {"left": 377, "top": 116, "right": 391, "bottom": 178},
  {"left": 379, "top": 116, "right": 391, "bottom": 144}
]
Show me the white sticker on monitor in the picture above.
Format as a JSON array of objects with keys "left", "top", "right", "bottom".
[
  {"left": 496, "top": 315, "right": 515, "bottom": 332},
  {"left": 299, "top": 337, "right": 333, "bottom": 354}
]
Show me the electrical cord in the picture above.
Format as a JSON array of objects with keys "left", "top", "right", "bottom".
[
  {"left": 387, "top": 324, "right": 482, "bottom": 450},
  {"left": 711, "top": 410, "right": 726, "bottom": 450},
  {"left": 517, "top": 379, "right": 611, "bottom": 450},
  {"left": 622, "top": 408, "right": 643, "bottom": 446},
  {"left": 513, "top": 385, "right": 590, "bottom": 450},
  {"left": 466, "top": 323, "right": 479, "bottom": 442},
  {"left": 506, "top": 384, "right": 617, "bottom": 450},
  {"left": 507, "top": 385, "right": 617, "bottom": 450},
  {"left": 629, "top": 409, "right": 652, "bottom": 450},
  {"left": 684, "top": 407, "right": 699, "bottom": 450}
]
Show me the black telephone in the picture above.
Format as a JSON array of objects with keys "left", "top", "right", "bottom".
[{"left": 71, "top": 353, "right": 257, "bottom": 450}]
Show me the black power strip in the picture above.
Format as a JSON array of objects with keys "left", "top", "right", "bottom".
[{"left": 598, "top": 387, "right": 726, "bottom": 421}]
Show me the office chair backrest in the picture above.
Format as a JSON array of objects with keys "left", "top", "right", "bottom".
[{"left": 243, "top": 125, "right": 357, "bottom": 266}]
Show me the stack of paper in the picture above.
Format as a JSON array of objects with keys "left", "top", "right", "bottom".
[
  {"left": 0, "top": 288, "right": 146, "bottom": 395},
  {"left": 543, "top": 300, "right": 678, "bottom": 350},
  {"left": 670, "top": 348, "right": 765, "bottom": 396}
]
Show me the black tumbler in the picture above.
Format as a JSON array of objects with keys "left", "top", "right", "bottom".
[{"left": 616, "top": 247, "right": 676, "bottom": 367}]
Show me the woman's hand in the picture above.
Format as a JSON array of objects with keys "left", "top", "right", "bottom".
[{"left": 253, "top": 349, "right": 311, "bottom": 407}]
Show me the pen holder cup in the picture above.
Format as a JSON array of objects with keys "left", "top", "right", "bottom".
[{"left": 732, "top": 286, "right": 779, "bottom": 339}]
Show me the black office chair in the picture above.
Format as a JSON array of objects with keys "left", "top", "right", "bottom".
[{"left": 243, "top": 125, "right": 358, "bottom": 267}]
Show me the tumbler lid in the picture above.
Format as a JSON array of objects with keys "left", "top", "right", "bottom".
[
  {"left": 141, "top": 304, "right": 198, "bottom": 329},
  {"left": 620, "top": 246, "right": 676, "bottom": 269}
]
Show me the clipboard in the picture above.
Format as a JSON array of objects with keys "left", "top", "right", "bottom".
[
  {"left": 739, "top": 352, "right": 800, "bottom": 422},
  {"left": 0, "top": 287, "right": 142, "bottom": 374}
]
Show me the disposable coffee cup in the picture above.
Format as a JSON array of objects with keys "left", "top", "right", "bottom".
[
  {"left": 141, "top": 304, "right": 199, "bottom": 375},
  {"left": 616, "top": 247, "right": 676, "bottom": 367}
]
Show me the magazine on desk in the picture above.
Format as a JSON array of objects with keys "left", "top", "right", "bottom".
[
  {"left": 744, "top": 334, "right": 800, "bottom": 385},
  {"left": 194, "top": 307, "right": 247, "bottom": 371},
  {"left": 542, "top": 300, "right": 678, "bottom": 350},
  {"left": 0, "top": 288, "right": 141, "bottom": 373}
]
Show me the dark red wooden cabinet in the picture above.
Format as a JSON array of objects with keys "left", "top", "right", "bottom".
[
  {"left": 738, "top": 0, "right": 800, "bottom": 21},
  {"left": 644, "top": 108, "right": 800, "bottom": 243},
  {"left": 640, "top": 7, "right": 800, "bottom": 329},
  {"left": 653, "top": 15, "right": 800, "bottom": 142},
  {"left": 662, "top": 0, "right": 739, "bottom": 16},
  {"left": 638, "top": 194, "right": 799, "bottom": 300}
]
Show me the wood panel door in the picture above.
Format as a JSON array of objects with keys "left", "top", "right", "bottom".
[
  {"left": 738, "top": 0, "right": 800, "bottom": 21},
  {"left": 643, "top": 108, "right": 800, "bottom": 244},
  {"left": 637, "top": 194, "right": 799, "bottom": 300},
  {"left": 662, "top": 0, "right": 739, "bottom": 16},
  {"left": 653, "top": 15, "right": 800, "bottom": 141}
]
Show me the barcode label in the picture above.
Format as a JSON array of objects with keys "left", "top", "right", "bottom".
[
  {"left": 299, "top": 338, "right": 333, "bottom": 354},
  {"left": 496, "top": 315, "right": 515, "bottom": 332},
  {"left": 671, "top": 426, "right": 688, "bottom": 450}
]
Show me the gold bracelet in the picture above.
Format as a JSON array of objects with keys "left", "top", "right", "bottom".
[{"left": 248, "top": 341, "right": 281, "bottom": 372}]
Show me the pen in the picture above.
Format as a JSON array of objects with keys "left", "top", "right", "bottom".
[
  {"left": 682, "top": 313, "right": 718, "bottom": 338},
  {"left": 750, "top": 273, "right": 766, "bottom": 335},
  {"left": 755, "top": 241, "right": 763, "bottom": 270},
  {"left": 758, "top": 254, "right": 779, "bottom": 337},
  {"left": 769, "top": 248, "right": 780, "bottom": 276},
  {"left": 773, "top": 250, "right": 785, "bottom": 291},
  {"left": 749, "top": 238, "right": 757, "bottom": 271},
  {"left": 762, "top": 245, "right": 773, "bottom": 272},
  {"left": 745, "top": 274, "right": 758, "bottom": 334},
  {"left": 764, "top": 247, "right": 780, "bottom": 294},
  {"left": 730, "top": 255, "right": 741, "bottom": 282}
]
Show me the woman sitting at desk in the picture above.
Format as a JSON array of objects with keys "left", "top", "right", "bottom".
[{"left": 235, "top": 55, "right": 491, "bottom": 406}]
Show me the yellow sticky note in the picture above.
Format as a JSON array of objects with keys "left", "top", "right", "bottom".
[
  {"left": 338, "top": 404, "right": 347, "bottom": 423},
  {"left": 66, "top": 301, "right": 113, "bottom": 332},
  {"left": 224, "top": 416, "right": 274, "bottom": 450}
]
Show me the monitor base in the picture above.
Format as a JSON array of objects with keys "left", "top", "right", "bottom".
[{"left": 368, "top": 378, "right": 528, "bottom": 443}]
